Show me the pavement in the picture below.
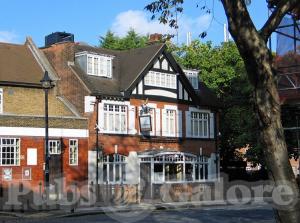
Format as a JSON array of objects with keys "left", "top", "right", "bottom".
[
  {"left": 0, "top": 198, "right": 272, "bottom": 219},
  {"left": 0, "top": 201, "right": 276, "bottom": 223}
]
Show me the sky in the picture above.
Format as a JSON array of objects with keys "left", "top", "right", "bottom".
[{"left": 0, "top": 0, "right": 271, "bottom": 48}]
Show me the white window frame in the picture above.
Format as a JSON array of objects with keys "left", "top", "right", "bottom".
[
  {"left": 184, "top": 70, "right": 199, "bottom": 89},
  {"left": 103, "top": 104, "right": 128, "bottom": 134},
  {"left": 49, "top": 140, "right": 61, "bottom": 155},
  {"left": 190, "top": 112, "right": 209, "bottom": 138},
  {"left": 140, "top": 152, "right": 209, "bottom": 183},
  {"left": 86, "top": 54, "right": 112, "bottom": 78},
  {"left": 0, "top": 138, "right": 20, "bottom": 166},
  {"left": 0, "top": 88, "right": 3, "bottom": 114},
  {"left": 144, "top": 71, "right": 176, "bottom": 89},
  {"left": 102, "top": 154, "right": 127, "bottom": 184},
  {"left": 194, "top": 156, "right": 209, "bottom": 181},
  {"left": 163, "top": 109, "right": 176, "bottom": 137},
  {"left": 69, "top": 139, "right": 78, "bottom": 166}
]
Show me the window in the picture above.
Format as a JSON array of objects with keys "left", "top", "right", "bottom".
[
  {"left": 102, "top": 154, "right": 126, "bottom": 184},
  {"left": 103, "top": 104, "right": 127, "bottom": 134},
  {"left": 143, "top": 153, "right": 210, "bottom": 183},
  {"left": 184, "top": 70, "right": 199, "bottom": 89},
  {"left": 154, "top": 163, "right": 163, "bottom": 182},
  {"left": 195, "top": 156, "right": 209, "bottom": 181},
  {"left": 144, "top": 71, "right": 176, "bottom": 89},
  {"left": 164, "top": 110, "right": 176, "bottom": 136},
  {"left": 87, "top": 54, "right": 112, "bottom": 77},
  {"left": 0, "top": 138, "right": 20, "bottom": 166},
  {"left": 0, "top": 88, "right": 3, "bottom": 113},
  {"left": 69, "top": 139, "right": 78, "bottom": 165},
  {"left": 191, "top": 112, "right": 209, "bottom": 138},
  {"left": 49, "top": 140, "right": 61, "bottom": 155}
]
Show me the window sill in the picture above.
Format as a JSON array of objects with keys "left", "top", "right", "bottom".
[
  {"left": 101, "top": 131, "right": 128, "bottom": 135},
  {"left": 152, "top": 180, "right": 216, "bottom": 184},
  {"left": 140, "top": 136, "right": 182, "bottom": 143}
]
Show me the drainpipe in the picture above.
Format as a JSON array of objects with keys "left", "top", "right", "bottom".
[{"left": 215, "top": 110, "right": 220, "bottom": 180}]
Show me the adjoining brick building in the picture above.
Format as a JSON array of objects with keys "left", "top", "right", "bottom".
[
  {"left": 42, "top": 33, "right": 221, "bottom": 201},
  {"left": 0, "top": 38, "right": 89, "bottom": 194}
]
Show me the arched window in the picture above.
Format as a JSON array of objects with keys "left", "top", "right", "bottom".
[{"left": 101, "top": 154, "right": 126, "bottom": 184}]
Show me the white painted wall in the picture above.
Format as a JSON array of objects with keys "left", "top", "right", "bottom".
[
  {"left": 145, "top": 89, "right": 177, "bottom": 98},
  {"left": 0, "top": 127, "right": 88, "bottom": 138},
  {"left": 84, "top": 96, "right": 96, "bottom": 113},
  {"left": 126, "top": 152, "right": 140, "bottom": 184}
]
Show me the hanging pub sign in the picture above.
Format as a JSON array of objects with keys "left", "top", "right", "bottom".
[
  {"left": 139, "top": 115, "right": 152, "bottom": 132},
  {"left": 139, "top": 98, "right": 152, "bottom": 132}
]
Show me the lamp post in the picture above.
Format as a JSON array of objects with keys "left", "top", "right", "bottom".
[
  {"left": 95, "top": 97, "right": 100, "bottom": 199},
  {"left": 40, "top": 71, "right": 53, "bottom": 200}
]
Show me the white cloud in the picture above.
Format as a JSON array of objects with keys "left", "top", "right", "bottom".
[
  {"left": 110, "top": 10, "right": 212, "bottom": 43},
  {"left": 0, "top": 31, "right": 18, "bottom": 43}
]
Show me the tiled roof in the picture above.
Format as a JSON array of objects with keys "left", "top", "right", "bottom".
[
  {"left": 72, "top": 43, "right": 164, "bottom": 97},
  {"left": 0, "top": 42, "right": 43, "bottom": 86}
]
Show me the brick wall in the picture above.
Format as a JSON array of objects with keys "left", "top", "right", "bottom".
[
  {"left": 88, "top": 98, "right": 217, "bottom": 156},
  {"left": 0, "top": 115, "right": 87, "bottom": 129},
  {"left": 0, "top": 137, "right": 88, "bottom": 191},
  {"left": 42, "top": 43, "right": 90, "bottom": 114},
  {"left": 1, "top": 86, "right": 74, "bottom": 117}
]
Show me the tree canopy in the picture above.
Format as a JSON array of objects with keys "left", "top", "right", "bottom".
[
  {"left": 172, "top": 40, "right": 263, "bottom": 167},
  {"left": 145, "top": 0, "right": 300, "bottom": 222},
  {"left": 99, "top": 29, "right": 148, "bottom": 50}
]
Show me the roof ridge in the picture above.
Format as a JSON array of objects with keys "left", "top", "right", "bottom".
[
  {"left": 76, "top": 43, "right": 165, "bottom": 54},
  {"left": 0, "top": 42, "right": 24, "bottom": 47}
]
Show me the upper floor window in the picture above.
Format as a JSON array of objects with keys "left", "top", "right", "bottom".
[
  {"left": 184, "top": 70, "right": 199, "bottom": 89},
  {"left": 87, "top": 54, "right": 112, "bottom": 78},
  {"left": 144, "top": 71, "right": 176, "bottom": 89},
  {"left": 49, "top": 140, "right": 61, "bottom": 155},
  {"left": 163, "top": 109, "right": 176, "bottom": 137},
  {"left": 0, "top": 88, "right": 3, "bottom": 113},
  {"left": 0, "top": 138, "right": 20, "bottom": 166},
  {"left": 191, "top": 112, "right": 209, "bottom": 138},
  {"left": 103, "top": 104, "right": 127, "bottom": 134}
]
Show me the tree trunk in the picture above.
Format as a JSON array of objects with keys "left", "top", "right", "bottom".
[{"left": 220, "top": 1, "right": 300, "bottom": 222}]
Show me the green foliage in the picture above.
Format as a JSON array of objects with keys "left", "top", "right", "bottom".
[
  {"left": 171, "top": 40, "right": 264, "bottom": 166},
  {"left": 99, "top": 29, "right": 148, "bottom": 50},
  {"left": 100, "top": 29, "right": 265, "bottom": 166}
]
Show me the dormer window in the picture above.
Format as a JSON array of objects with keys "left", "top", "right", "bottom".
[
  {"left": 87, "top": 54, "right": 112, "bottom": 77},
  {"left": 184, "top": 70, "right": 199, "bottom": 89}
]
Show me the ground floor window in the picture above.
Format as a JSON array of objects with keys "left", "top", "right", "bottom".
[
  {"left": 102, "top": 154, "right": 127, "bottom": 184},
  {"left": 165, "top": 163, "right": 183, "bottom": 181},
  {"left": 141, "top": 152, "right": 210, "bottom": 183},
  {"left": 195, "top": 156, "right": 209, "bottom": 180},
  {"left": 69, "top": 139, "right": 78, "bottom": 165},
  {"left": 49, "top": 140, "right": 61, "bottom": 155},
  {"left": 0, "top": 138, "right": 20, "bottom": 166}
]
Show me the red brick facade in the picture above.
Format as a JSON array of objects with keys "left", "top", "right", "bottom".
[
  {"left": 88, "top": 98, "right": 217, "bottom": 156},
  {"left": 0, "top": 137, "right": 88, "bottom": 189},
  {"left": 42, "top": 43, "right": 90, "bottom": 115}
]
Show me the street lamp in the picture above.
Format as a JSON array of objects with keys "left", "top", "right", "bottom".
[
  {"left": 95, "top": 96, "right": 101, "bottom": 200},
  {"left": 40, "top": 71, "right": 53, "bottom": 200}
]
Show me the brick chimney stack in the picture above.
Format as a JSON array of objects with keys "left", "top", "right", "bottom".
[{"left": 148, "top": 33, "right": 163, "bottom": 44}]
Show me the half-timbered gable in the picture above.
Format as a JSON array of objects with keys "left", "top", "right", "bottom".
[{"left": 128, "top": 46, "right": 198, "bottom": 104}]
